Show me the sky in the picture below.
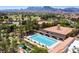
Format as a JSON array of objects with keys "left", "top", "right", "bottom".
[
  {"left": 0, "top": 6, "right": 79, "bottom": 10},
  {"left": 0, "top": 6, "right": 28, "bottom": 10}
]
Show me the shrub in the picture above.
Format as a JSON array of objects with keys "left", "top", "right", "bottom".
[{"left": 31, "top": 45, "right": 48, "bottom": 53}]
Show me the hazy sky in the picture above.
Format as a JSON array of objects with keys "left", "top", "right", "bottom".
[
  {"left": 0, "top": 6, "right": 79, "bottom": 10},
  {"left": 0, "top": 6, "right": 28, "bottom": 10}
]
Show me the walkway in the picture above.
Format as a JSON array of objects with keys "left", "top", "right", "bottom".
[{"left": 49, "top": 37, "right": 75, "bottom": 53}]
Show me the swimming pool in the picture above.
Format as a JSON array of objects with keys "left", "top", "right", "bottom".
[{"left": 28, "top": 34, "right": 57, "bottom": 47}]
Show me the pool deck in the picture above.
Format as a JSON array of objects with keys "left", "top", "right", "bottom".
[
  {"left": 24, "top": 35, "right": 75, "bottom": 53},
  {"left": 49, "top": 37, "right": 75, "bottom": 53},
  {"left": 24, "top": 37, "right": 45, "bottom": 48}
]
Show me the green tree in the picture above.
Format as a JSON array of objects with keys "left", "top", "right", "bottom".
[
  {"left": 31, "top": 46, "right": 48, "bottom": 53},
  {"left": 60, "top": 19, "right": 70, "bottom": 27}
]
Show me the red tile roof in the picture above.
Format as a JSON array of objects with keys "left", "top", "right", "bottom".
[{"left": 43, "top": 26, "right": 74, "bottom": 35}]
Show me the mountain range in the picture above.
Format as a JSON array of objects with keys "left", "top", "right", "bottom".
[{"left": 1, "top": 6, "right": 79, "bottom": 13}]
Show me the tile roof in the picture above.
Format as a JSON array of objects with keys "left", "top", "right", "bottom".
[{"left": 43, "top": 26, "right": 74, "bottom": 35}]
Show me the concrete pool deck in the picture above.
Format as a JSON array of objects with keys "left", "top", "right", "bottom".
[
  {"left": 24, "top": 35, "right": 75, "bottom": 53},
  {"left": 49, "top": 37, "right": 75, "bottom": 53},
  {"left": 24, "top": 37, "right": 43, "bottom": 48}
]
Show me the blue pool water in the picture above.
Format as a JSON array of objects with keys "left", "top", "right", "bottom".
[{"left": 28, "top": 34, "right": 57, "bottom": 46}]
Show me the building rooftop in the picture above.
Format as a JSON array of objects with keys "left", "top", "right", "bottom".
[{"left": 43, "top": 25, "right": 74, "bottom": 35}]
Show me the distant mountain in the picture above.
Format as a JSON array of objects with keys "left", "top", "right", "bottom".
[
  {"left": 0, "top": 9, "right": 20, "bottom": 13},
  {"left": 26, "top": 6, "right": 79, "bottom": 12},
  {"left": 63, "top": 7, "right": 79, "bottom": 12},
  {"left": 26, "top": 6, "right": 42, "bottom": 11},
  {"left": 26, "top": 6, "right": 58, "bottom": 11},
  {"left": 1, "top": 6, "right": 79, "bottom": 13}
]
